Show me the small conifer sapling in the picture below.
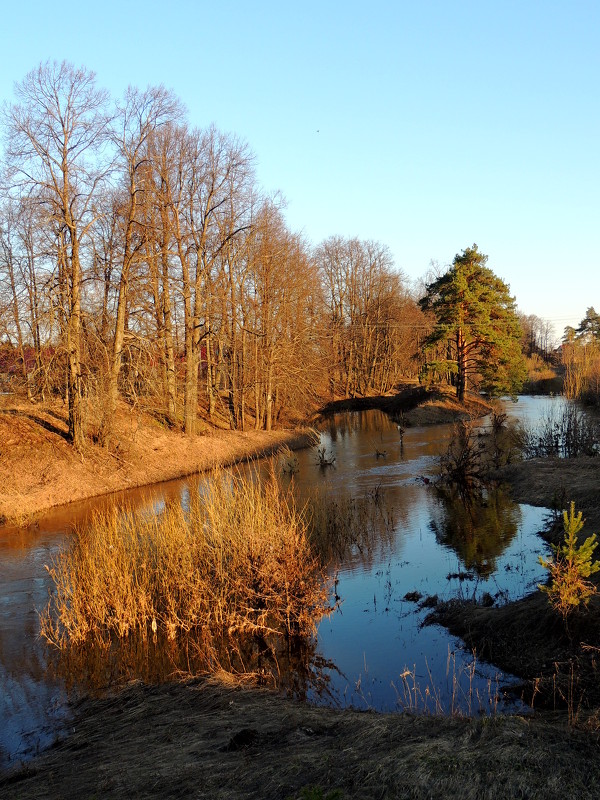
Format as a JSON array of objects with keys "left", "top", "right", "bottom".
[{"left": 539, "top": 502, "right": 600, "bottom": 622}]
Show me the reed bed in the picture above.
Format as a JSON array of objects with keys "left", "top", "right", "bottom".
[
  {"left": 41, "top": 468, "right": 331, "bottom": 661},
  {"left": 523, "top": 403, "right": 600, "bottom": 459}
]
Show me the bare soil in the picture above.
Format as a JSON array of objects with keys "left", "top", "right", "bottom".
[{"left": 0, "top": 397, "right": 315, "bottom": 526}]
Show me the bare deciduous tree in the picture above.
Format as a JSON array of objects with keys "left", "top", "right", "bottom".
[
  {"left": 107, "top": 86, "right": 183, "bottom": 426},
  {"left": 4, "top": 61, "right": 110, "bottom": 448}
]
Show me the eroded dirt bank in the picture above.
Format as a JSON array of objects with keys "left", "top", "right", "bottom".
[
  {"left": 0, "top": 399, "right": 315, "bottom": 525},
  {"left": 3, "top": 679, "right": 600, "bottom": 800},
  {"left": 0, "top": 384, "right": 481, "bottom": 526}
]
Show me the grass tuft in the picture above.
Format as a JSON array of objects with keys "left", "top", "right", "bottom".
[{"left": 41, "top": 467, "right": 331, "bottom": 670}]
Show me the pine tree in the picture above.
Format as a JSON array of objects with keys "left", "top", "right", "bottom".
[
  {"left": 419, "top": 245, "right": 526, "bottom": 401},
  {"left": 576, "top": 307, "right": 600, "bottom": 342},
  {"left": 539, "top": 502, "right": 600, "bottom": 622}
]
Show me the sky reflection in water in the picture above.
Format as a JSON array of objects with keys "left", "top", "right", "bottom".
[{"left": 290, "top": 406, "right": 551, "bottom": 713}]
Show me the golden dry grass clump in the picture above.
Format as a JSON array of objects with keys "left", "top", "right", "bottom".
[{"left": 41, "top": 468, "right": 330, "bottom": 655}]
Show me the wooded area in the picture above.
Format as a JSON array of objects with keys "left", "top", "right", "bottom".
[
  {"left": 0, "top": 62, "right": 427, "bottom": 446},
  {"left": 2, "top": 61, "right": 581, "bottom": 450}
]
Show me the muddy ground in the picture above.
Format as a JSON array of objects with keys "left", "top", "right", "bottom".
[{"left": 2, "top": 389, "right": 600, "bottom": 798}]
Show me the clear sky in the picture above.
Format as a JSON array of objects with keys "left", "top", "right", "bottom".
[{"left": 2, "top": 0, "right": 598, "bottom": 341}]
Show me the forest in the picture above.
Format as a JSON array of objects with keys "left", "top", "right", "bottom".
[
  {"left": 0, "top": 61, "right": 597, "bottom": 452},
  {"left": 0, "top": 62, "right": 430, "bottom": 447}
]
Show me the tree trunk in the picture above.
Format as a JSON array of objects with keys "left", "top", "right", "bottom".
[
  {"left": 67, "top": 234, "right": 84, "bottom": 450},
  {"left": 456, "top": 326, "right": 466, "bottom": 403}
]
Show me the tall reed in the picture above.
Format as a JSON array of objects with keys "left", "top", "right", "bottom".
[
  {"left": 523, "top": 403, "right": 599, "bottom": 459},
  {"left": 41, "top": 468, "right": 330, "bottom": 654}
]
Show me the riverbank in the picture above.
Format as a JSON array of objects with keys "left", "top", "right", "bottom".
[
  {"left": 318, "top": 383, "right": 492, "bottom": 426},
  {"left": 0, "top": 384, "right": 483, "bottom": 526},
  {"left": 0, "top": 397, "right": 316, "bottom": 526},
  {"left": 424, "top": 448, "right": 600, "bottom": 726},
  {"left": 4, "top": 676, "right": 600, "bottom": 799}
]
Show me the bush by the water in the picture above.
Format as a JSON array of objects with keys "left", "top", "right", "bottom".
[
  {"left": 41, "top": 468, "right": 330, "bottom": 659},
  {"left": 523, "top": 404, "right": 600, "bottom": 459}
]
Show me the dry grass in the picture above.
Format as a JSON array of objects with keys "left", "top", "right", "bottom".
[
  {"left": 522, "top": 403, "right": 600, "bottom": 459},
  {"left": 40, "top": 468, "right": 331, "bottom": 672},
  {"left": 4, "top": 678, "right": 600, "bottom": 799}
]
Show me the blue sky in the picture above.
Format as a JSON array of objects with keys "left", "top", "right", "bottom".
[{"left": 2, "top": 0, "right": 598, "bottom": 340}]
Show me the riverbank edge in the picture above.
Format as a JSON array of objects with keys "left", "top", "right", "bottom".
[
  {"left": 1, "top": 384, "right": 487, "bottom": 527},
  {"left": 0, "top": 407, "right": 318, "bottom": 526},
  {"left": 3, "top": 676, "right": 599, "bottom": 799},
  {"left": 423, "top": 449, "right": 600, "bottom": 720}
]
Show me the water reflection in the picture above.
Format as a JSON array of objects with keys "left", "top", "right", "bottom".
[
  {"left": 430, "top": 489, "right": 521, "bottom": 577},
  {"left": 46, "top": 626, "right": 340, "bottom": 709}
]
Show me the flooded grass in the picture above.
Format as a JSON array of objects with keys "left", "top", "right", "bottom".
[
  {"left": 40, "top": 467, "right": 331, "bottom": 679},
  {"left": 522, "top": 402, "right": 600, "bottom": 459}
]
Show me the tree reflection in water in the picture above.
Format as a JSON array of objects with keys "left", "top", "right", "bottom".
[{"left": 430, "top": 487, "right": 522, "bottom": 578}]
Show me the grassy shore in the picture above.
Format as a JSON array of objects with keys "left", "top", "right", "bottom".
[{"left": 3, "top": 678, "right": 600, "bottom": 800}]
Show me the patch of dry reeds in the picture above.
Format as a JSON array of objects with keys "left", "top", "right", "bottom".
[{"left": 40, "top": 468, "right": 331, "bottom": 659}]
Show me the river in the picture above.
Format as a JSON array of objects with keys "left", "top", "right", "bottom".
[{"left": 0, "top": 396, "right": 562, "bottom": 768}]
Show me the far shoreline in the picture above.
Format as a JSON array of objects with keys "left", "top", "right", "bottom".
[{"left": 1, "top": 384, "right": 486, "bottom": 528}]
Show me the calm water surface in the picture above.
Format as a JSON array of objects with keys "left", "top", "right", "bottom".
[{"left": 0, "top": 397, "right": 562, "bottom": 768}]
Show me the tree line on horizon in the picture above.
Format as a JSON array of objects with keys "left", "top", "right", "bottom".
[
  {"left": 561, "top": 308, "right": 600, "bottom": 405},
  {"left": 0, "top": 61, "right": 556, "bottom": 449}
]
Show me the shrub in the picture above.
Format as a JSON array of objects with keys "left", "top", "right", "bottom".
[
  {"left": 538, "top": 502, "right": 600, "bottom": 622},
  {"left": 41, "top": 468, "right": 330, "bottom": 656}
]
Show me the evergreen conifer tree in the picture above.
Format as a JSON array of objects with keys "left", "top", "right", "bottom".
[
  {"left": 419, "top": 245, "right": 526, "bottom": 401},
  {"left": 539, "top": 502, "right": 600, "bottom": 622}
]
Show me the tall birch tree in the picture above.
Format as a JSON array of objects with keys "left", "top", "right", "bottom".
[{"left": 4, "top": 61, "right": 110, "bottom": 448}]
